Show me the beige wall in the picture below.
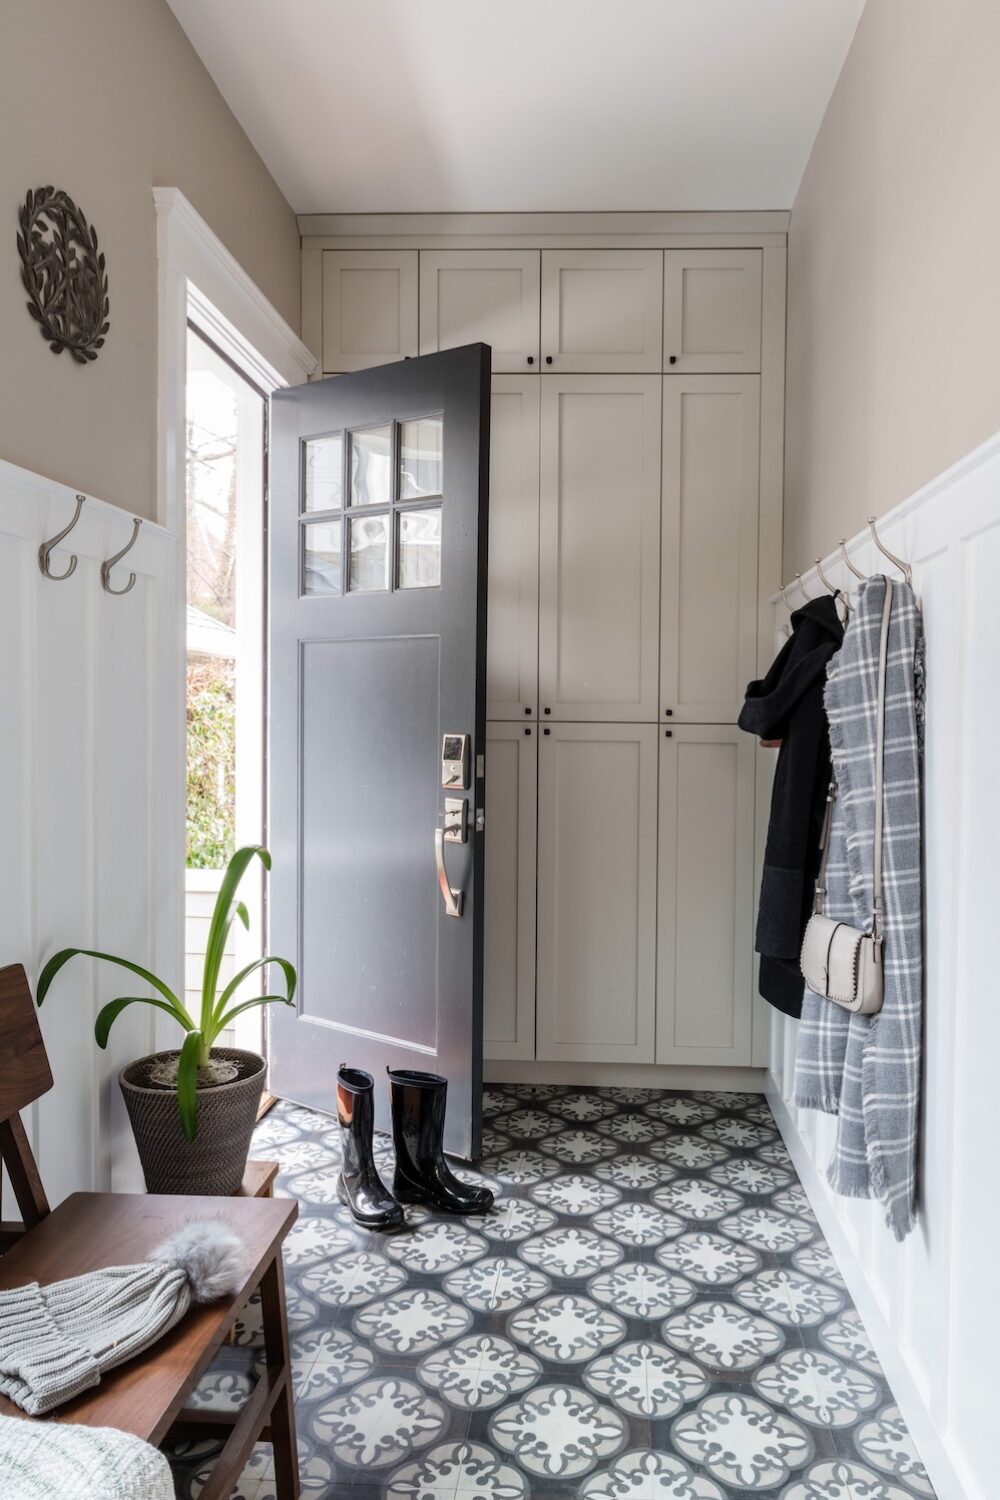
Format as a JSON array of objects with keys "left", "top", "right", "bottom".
[
  {"left": 1, "top": 0, "right": 300, "bottom": 520},
  {"left": 784, "top": 0, "right": 1000, "bottom": 573}
]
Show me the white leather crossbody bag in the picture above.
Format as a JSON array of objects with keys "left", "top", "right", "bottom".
[{"left": 800, "top": 578, "right": 893, "bottom": 1016}]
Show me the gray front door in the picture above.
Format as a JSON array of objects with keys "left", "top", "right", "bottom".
[{"left": 267, "top": 345, "right": 490, "bottom": 1159}]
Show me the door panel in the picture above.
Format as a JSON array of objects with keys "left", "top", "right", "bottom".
[
  {"left": 660, "top": 376, "right": 760, "bottom": 722},
  {"left": 269, "top": 345, "right": 490, "bottom": 1159},
  {"left": 487, "top": 376, "right": 540, "bottom": 719},
  {"left": 537, "top": 723, "right": 657, "bottom": 1062},
  {"left": 541, "top": 251, "right": 663, "bottom": 372},
  {"left": 321, "top": 251, "right": 418, "bottom": 372},
  {"left": 483, "top": 723, "right": 537, "bottom": 1061},
  {"left": 420, "top": 251, "right": 540, "bottom": 373},
  {"left": 663, "top": 250, "right": 762, "bottom": 373},
  {"left": 657, "top": 724, "right": 755, "bottom": 1065},
  {"left": 539, "top": 375, "right": 661, "bottom": 721}
]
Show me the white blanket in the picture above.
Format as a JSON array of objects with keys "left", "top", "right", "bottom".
[{"left": 0, "top": 1414, "right": 173, "bottom": 1500}]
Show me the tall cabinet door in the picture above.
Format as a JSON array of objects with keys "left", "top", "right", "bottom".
[
  {"left": 663, "top": 250, "right": 762, "bottom": 373},
  {"left": 537, "top": 723, "right": 658, "bottom": 1062},
  {"left": 487, "top": 377, "right": 540, "bottom": 720},
  {"left": 483, "top": 724, "right": 537, "bottom": 1061},
  {"left": 657, "top": 724, "right": 755, "bottom": 1065},
  {"left": 320, "top": 251, "right": 419, "bottom": 373},
  {"left": 660, "top": 375, "right": 760, "bottom": 723},
  {"left": 539, "top": 375, "right": 661, "bottom": 721},
  {"left": 541, "top": 251, "right": 663, "bottom": 372},
  {"left": 420, "top": 251, "right": 540, "bottom": 372}
]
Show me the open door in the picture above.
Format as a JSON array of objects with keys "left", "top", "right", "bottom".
[{"left": 267, "top": 344, "right": 490, "bottom": 1159}]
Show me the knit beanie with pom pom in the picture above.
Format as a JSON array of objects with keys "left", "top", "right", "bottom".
[{"left": 0, "top": 1220, "right": 245, "bottom": 1415}]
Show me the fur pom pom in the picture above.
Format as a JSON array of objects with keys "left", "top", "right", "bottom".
[{"left": 151, "top": 1219, "right": 247, "bottom": 1302}]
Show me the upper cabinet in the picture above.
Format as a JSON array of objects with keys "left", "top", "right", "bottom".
[
  {"left": 539, "top": 375, "right": 661, "bottom": 721},
  {"left": 540, "top": 251, "right": 663, "bottom": 372},
  {"left": 660, "top": 375, "right": 760, "bottom": 723},
  {"left": 420, "top": 251, "right": 540, "bottom": 372},
  {"left": 488, "top": 376, "right": 540, "bottom": 720},
  {"left": 663, "top": 250, "right": 762, "bottom": 372},
  {"left": 321, "top": 251, "right": 418, "bottom": 372}
]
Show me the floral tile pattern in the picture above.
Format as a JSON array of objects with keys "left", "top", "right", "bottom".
[{"left": 167, "top": 1085, "right": 935, "bottom": 1500}]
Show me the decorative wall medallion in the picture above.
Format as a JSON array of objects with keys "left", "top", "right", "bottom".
[{"left": 17, "top": 187, "right": 109, "bottom": 362}]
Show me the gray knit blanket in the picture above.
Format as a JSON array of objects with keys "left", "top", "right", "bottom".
[
  {"left": 0, "top": 1415, "right": 173, "bottom": 1500},
  {"left": 794, "top": 575, "right": 924, "bottom": 1240}
]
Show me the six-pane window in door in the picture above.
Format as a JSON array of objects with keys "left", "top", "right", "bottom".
[{"left": 300, "top": 415, "right": 444, "bottom": 597}]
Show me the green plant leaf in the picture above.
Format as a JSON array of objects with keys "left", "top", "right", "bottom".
[
  {"left": 234, "top": 902, "right": 250, "bottom": 931},
  {"left": 38, "top": 948, "right": 189, "bottom": 1024},
  {"left": 213, "top": 993, "right": 295, "bottom": 1035},
  {"left": 201, "top": 847, "right": 270, "bottom": 1034},
  {"left": 94, "top": 996, "right": 193, "bottom": 1050},
  {"left": 177, "top": 1029, "right": 203, "bottom": 1142},
  {"left": 206, "top": 954, "right": 296, "bottom": 1046}
]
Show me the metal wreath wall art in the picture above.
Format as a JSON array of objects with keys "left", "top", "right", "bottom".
[{"left": 17, "top": 186, "right": 110, "bottom": 363}]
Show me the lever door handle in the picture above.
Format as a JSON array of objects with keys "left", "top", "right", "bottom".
[{"left": 435, "top": 825, "right": 464, "bottom": 918}]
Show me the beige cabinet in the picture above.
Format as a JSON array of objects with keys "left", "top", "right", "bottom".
[
  {"left": 321, "top": 251, "right": 418, "bottom": 372},
  {"left": 539, "top": 375, "right": 661, "bottom": 721},
  {"left": 663, "top": 250, "right": 762, "bottom": 373},
  {"left": 487, "top": 377, "right": 540, "bottom": 719},
  {"left": 541, "top": 251, "right": 663, "bottom": 372},
  {"left": 537, "top": 722, "right": 658, "bottom": 1062},
  {"left": 660, "top": 375, "right": 760, "bottom": 722},
  {"left": 483, "top": 723, "right": 538, "bottom": 1061},
  {"left": 419, "top": 251, "right": 540, "bottom": 372},
  {"left": 657, "top": 724, "right": 755, "bottom": 1065}
]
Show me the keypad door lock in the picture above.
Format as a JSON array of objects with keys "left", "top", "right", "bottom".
[{"left": 441, "top": 733, "right": 470, "bottom": 790}]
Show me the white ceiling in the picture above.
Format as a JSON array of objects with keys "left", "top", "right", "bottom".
[{"left": 166, "top": 0, "right": 865, "bottom": 215}]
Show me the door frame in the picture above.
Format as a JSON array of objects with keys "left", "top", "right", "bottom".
[{"left": 154, "top": 187, "right": 315, "bottom": 1048}]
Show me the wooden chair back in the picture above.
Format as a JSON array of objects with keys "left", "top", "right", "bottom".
[{"left": 0, "top": 963, "right": 53, "bottom": 1242}]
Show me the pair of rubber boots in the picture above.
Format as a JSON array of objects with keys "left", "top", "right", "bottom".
[{"left": 336, "top": 1065, "right": 493, "bottom": 1231}]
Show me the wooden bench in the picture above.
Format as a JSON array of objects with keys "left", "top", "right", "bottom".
[{"left": 0, "top": 963, "right": 299, "bottom": 1500}]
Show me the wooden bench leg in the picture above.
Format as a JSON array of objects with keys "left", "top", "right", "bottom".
[{"left": 260, "top": 1251, "right": 299, "bottom": 1500}]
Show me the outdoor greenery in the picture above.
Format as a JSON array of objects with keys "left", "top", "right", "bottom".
[
  {"left": 187, "top": 656, "right": 236, "bottom": 869},
  {"left": 37, "top": 846, "right": 295, "bottom": 1141}
]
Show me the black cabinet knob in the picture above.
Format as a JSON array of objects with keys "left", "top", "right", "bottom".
[
  {"left": 524, "top": 706, "right": 532, "bottom": 715},
  {"left": 525, "top": 727, "right": 532, "bottom": 736},
  {"left": 543, "top": 727, "right": 551, "bottom": 735},
  {"left": 664, "top": 729, "right": 673, "bottom": 737},
  {"left": 668, "top": 355, "right": 677, "bottom": 365},
  {"left": 527, "top": 356, "right": 535, "bottom": 365},
  {"left": 545, "top": 355, "right": 553, "bottom": 365},
  {"left": 664, "top": 708, "right": 673, "bottom": 716},
  {"left": 544, "top": 706, "right": 551, "bottom": 715}
]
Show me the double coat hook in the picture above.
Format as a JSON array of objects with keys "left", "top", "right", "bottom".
[
  {"left": 38, "top": 494, "right": 85, "bottom": 580},
  {"left": 101, "top": 518, "right": 143, "bottom": 595}
]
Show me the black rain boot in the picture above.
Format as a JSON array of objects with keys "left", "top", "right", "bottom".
[
  {"left": 336, "top": 1066, "right": 405, "bottom": 1231},
  {"left": 388, "top": 1068, "right": 494, "bottom": 1214}
]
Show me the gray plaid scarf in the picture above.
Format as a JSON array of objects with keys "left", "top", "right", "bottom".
[{"left": 794, "top": 575, "right": 924, "bottom": 1240}]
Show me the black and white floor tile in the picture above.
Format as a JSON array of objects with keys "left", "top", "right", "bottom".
[{"left": 167, "top": 1087, "right": 936, "bottom": 1500}]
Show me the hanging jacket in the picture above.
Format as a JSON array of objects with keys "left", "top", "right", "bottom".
[{"left": 738, "top": 595, "right": 844, "bottom": 1017}]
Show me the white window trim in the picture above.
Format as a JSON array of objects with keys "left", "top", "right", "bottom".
[{"left": 153, "top": 186, "right": 316, "bottom": 1050}]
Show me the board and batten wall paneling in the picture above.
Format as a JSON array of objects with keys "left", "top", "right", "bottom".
[
  {"left": 0, "top": 460, "right": 176, "bottom": 1203},
  {"left": 766, "top": 431, "right": 1000, "bottom": 1500}
]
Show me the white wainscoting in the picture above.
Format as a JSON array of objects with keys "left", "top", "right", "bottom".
[
  {"left": 768, "top": 431, "right": 1000, "bottom": 1500},
  {"left": 0, "top": 460, "right": 177, "bottom": 1202}
]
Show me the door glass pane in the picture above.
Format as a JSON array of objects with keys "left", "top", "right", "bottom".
[
  {"left": 303, "top": 434, "right": 343, "bottom": 512},
  {"left": 302, "top": 520, "right": 343, "bottom": 595},
  {"left": 398, "top": 506, "right": 442, "bottom": 589},
  {"left": 349, "top": 514, "right": 389, "bottom": 591},
  {"left": 350, "top": 425, "right": 392, "bottom": 506},
  {"left": 400, "top": 417, "right": 443, "bottom": 499}
]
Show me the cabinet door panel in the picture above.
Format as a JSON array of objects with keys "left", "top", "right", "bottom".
[
  {"left": 484, "top": 724, "right": 537, "bottom": 1061},
  {"left": 321, "top": 251, "right": 418, "bottom": 372},
  {"left": 420, "top": 251, "right": 540, "bottom": 372},
  {"left": 487, "top": 377, "right": 540, "bottom": 719},
  {"left": 661, "top": 376, "right": 760, "bottom": 722},
  {"left": 657, "top": 725, "right": 755, "bottom": 1065},
  {"left": 537, "top": 723, "right": 657, "bottom": 1062},
  {"left": 539, "top": 376, "right": 661, "bottom": 721},
  {"left": 663, "top": 250, "right": 762, "bottom": 373},
  {"left": 541, "top": 251, "right": 663, "bottom": 372}
]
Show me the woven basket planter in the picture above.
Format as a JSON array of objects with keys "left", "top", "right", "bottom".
[{"left": 120, "top": 1048, "right": 265, "bottom": 1196}]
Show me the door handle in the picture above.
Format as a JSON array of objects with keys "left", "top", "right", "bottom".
[{"left": 435, "top": 826, "right": 464, "bottom": 918}]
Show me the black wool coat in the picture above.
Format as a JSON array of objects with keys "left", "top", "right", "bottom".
[{"left": 739, "top": 595, "right": 844, "bottom": 1018}]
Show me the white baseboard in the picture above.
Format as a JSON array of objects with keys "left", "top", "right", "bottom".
[
  {"left": 485, "top": 1060, "right": 766, "bottom": 1091},
  {"left": 765, "top": 1077, "right": 964, "bottom": 1500}
]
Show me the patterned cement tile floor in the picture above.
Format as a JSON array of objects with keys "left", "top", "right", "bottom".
[{"left": 167, "top": 1086, "right": 936, "bottom": 1500}]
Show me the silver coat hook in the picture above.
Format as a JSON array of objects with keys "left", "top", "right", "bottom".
[
  {"left": 101, "top": 518, "right": 142, "bottom": 596},
  {"left": 38, "top": 493, "right": 85, "bottom": 581},
  {"left": 839, "top": 538, "right": 868, "bottom": 582},
  {"left": 868, "top": 515, "right": 912, "bottom": 585},
  {"left": 795, "top": 572, "right": 813, "bottom": 602},
  {"left": 816, "top": 556, "right": 851, "bottom": 616}
]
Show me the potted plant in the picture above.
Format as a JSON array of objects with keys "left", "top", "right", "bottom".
[{"left": 38, "top": 845, "right": 295, "bottom": 1195}]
